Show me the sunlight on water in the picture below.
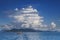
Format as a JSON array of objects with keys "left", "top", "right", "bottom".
[{"left": 0, "top": 31, "right": 60, "bottom": 40}]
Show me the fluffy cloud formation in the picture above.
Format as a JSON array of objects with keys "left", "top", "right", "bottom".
[
  {"left": 20, "top": 6, "right": 38, "bottom": 13},
  {"left": 0, "top": 6, "right": 57, "bottom": 31},
  {"left": 8, "top": 6, "right": 48, "bottom": 30},
  {"left": 51, "top": 22, "right": 56, "bottom": 28},
  {"left": 50, "top": 22, "right": 56, "bottom": 31}
]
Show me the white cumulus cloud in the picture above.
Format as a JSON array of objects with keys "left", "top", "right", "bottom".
[
  {"left": 0, "top": 5, "right": 58, "bottom": 31},
  {"left": 50, "top": 22, "right": 56, "bottom": 31},
  {"left": 51, "top": 22, "right": 56, "bottom": 29},
  {"left": 20, "top": 6, "right": 38, "bottom": 13},
  {"left": 8, "top": 5, "right": 48, "bottom": 30}
]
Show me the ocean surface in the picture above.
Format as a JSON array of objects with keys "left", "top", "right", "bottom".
[{"left": 0, "top": 31, "right": 60, "bottom": 40}]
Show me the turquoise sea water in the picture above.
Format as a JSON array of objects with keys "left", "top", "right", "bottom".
[{"left": 0, "top": 31, "right": 60, "bottom": 40}]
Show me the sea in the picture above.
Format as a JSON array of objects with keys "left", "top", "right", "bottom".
[{"left": 0, "top": 31, "right": 60, "bottom": 40}]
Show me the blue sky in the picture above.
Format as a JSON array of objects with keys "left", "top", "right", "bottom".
[{"left": 0, "top": 0, "right": 60, "bottom": 27}]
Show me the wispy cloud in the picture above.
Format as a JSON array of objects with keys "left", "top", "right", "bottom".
[
  {"left": 14, "top": 8, "right": 19, "bottom": 11},
  {"left": 58, "top": 20, "right": 60, "bottom": 21}
]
